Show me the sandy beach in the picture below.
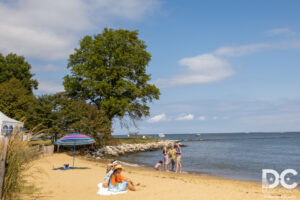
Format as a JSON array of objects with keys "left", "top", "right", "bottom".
[{"left": 23, "top": 153, "right": 300, "bottom": 200}]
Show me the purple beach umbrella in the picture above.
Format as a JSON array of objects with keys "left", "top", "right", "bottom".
[{"left": 55, "top": 133, "right": 96, "bottom": 168}]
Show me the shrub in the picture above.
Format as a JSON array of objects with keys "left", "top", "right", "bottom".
[
  {"left": 1, "top": 129, "right": 39, "bottom": 200},
  {"left": 29, "top": 140, "right": 52, "bottom": 146}
]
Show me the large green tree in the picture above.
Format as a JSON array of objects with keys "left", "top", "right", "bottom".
[
  {"left": 0, "top": 53, "right": 38, "bottom": 92},
  {"left": 63, "top": 28, "right": 160, "bottom": 138},
  {"left": 0, "top": 78, "right": 36, "bottom": 120}
]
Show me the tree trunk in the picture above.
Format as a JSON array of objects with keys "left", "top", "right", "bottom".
[{"left": 0, "top": 136, "right": 9, "bottom": 199}]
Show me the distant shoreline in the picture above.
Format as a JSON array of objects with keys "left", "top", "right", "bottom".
[{"left": 113, "top": 131, "right": 300, "bottom": 136}]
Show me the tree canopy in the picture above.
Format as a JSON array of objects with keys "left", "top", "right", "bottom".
[
  {"left": 27, "top": 93, "right": 110, "bottom": 144},
  {"left": 0, "top": 53, "right": 38, "bottom": 92},
  {"left": 0, "top": 78, "right": 36, "bottom": 120},
  {"left": 60, "top": 97, "right": 110, "bottom": 144},
  {"left": 63, "top": 28, "right": 160, "bottom": 135}
]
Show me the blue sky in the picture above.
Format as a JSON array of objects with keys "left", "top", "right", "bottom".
[{"left": 1, "top": 0, "right": 300, "bottom": 134}]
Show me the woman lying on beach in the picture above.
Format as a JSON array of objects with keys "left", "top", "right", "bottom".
[
  {"left": 108, "top": 165, "right": 139, "bottom": 192},
  {"left": 102, "top": 160, "right": 118, "bottom": 188}
]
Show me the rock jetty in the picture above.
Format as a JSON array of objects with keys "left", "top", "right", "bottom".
[{"left": 87, "top": 140, "right": 176, "bottom": 158}]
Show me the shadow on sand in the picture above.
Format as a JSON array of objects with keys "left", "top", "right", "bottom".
[{"left": 52, "top": 167, "right": 90, "bottom": 170}]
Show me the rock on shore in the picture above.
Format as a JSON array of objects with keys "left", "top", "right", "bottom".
[{"left": 87, "top": 140, "right": 176, "bottom": 158}]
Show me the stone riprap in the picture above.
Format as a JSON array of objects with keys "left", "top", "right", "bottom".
[{"left": 87, "top": 140, "right": 176, "bottom": 158}]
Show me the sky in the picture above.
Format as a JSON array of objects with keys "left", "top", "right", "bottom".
[{"left": 1, "top": 0, "right": 300, "bottom": 134}]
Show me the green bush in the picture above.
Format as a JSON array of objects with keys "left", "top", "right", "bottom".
[
  {"left": 118, "top": 137, "right": 160, "bottom": 144},
  {"left": 2, "top": 129, "right": 39, "bottom": 200},
  {"left": 29, "top": 140, "right": 52, "bottom": 146}
]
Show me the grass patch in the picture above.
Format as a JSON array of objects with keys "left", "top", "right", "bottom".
[
  {"left": 2, "top": 129, "right": 40, "bottom": 200},
  {"left": 21, "top": 182, "right": 40, "bottom": 196},
  {"left": 29, "top": 139, "right": 52, "bottom": 146},
  {"left": 118, "top": 136, "right": 161, "bottom": 144}
]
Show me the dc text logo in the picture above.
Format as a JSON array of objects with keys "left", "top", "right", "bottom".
[{"left": 262, "top": 169, "right": 298, "bottom": 189}]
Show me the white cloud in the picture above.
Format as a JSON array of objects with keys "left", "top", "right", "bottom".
[
  {"left": 214, "top": 43, "right": 272, "bottom": 57},
  {"left": 214, "top": 41, "right": 300, "bottom": 57},
  {"left": 198, "top": 116, "right": 206, "bottom": 121},
  {"left": 267, "top": 28, "right": 294, "bottom": 35},
  {"left": 176, "top": 114, "right": 194, "bottom": 121},
  {"left": 0, "top": 0, "right": 160, "bottom": 61},
  {"left": 147, "top": 114, "right": 167, "bottom": 123},
  {"left": 157, "top": 38, "right": 300, "bottom": 88},
  {"left": 91, "top": 0, "right": 161, "bottom": 20},
  {"left": 222, "top": 116, "right": 230, "bottom": 120},
  {"left": 212, "top": 116, "right": 218, "bottom": 120},
  {"left": 179, "top": 54, "right": 229, "bottom": 71},
  {"left": 37, "top": 79, "right": 64, "bottom": 93},
  {"left": 157, "top": 54, "right": 235, "bottom": 87}
]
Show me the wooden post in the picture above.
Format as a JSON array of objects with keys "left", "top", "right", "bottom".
[{"left": 0, "top": 136, "right": 9, "bottom": 199}]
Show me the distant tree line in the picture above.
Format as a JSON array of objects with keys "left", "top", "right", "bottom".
[{"left": 0, "top": 28, "right": 160, "bottom": 146}]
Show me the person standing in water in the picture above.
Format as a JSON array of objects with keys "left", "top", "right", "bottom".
[
  {"left": 168, "top": 144, "right": 176, "bottom": 171},
  {"left": 162, "top": 145, "right": 169, "bottom": 171},
  {"left": 175, "top": 142, "right": 182, "bottom": 173}
]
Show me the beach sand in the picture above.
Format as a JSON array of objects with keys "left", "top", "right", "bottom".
[{"left": 24, "top": 153, "right": 300, "bottom": 200}]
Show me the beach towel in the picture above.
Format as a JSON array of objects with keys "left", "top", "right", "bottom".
[{"left": 97, "top": 183, "right": 127, "bottom": 196}]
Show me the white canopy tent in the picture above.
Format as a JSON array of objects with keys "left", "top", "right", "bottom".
[{"left": 0, "top": 111, "right": 23, "bottom": 138}]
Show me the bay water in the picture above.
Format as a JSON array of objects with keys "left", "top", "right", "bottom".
[{"left": 118, "top": 132, "right": 300, "bottom": 183}]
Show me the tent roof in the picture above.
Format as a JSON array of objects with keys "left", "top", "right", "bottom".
[{"left": 0, "top": 111, "right": 23, "bottom": 125}]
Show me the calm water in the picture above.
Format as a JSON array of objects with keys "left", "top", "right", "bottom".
[{"left": 118, "top": 132, "right": 300, "bottom": 182}]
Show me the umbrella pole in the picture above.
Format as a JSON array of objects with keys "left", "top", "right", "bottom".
[{"left": 73, "top": 144, "right": 75, "bottom": 169}]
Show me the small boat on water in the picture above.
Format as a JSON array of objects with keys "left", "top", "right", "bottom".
[
  {"left": 158, "top": 133, "right": 165, "bottom": 138},
  {"left": 196, "top": 133, "right": 201, "bottom": 136}
]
